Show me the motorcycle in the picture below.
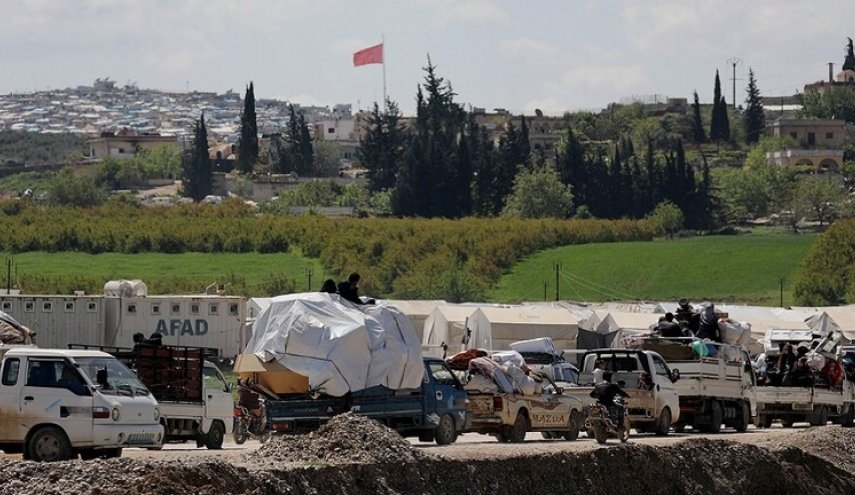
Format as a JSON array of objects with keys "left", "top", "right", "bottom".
[
  {"left": 233, "top": 404, "right": 271, "bottom": 444},
  {"left": 584, "top": 396, "right": 630, "bottom": 444}
]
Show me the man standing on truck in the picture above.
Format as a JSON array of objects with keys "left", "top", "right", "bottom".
[{"left": 590, "top": 371, "right": 630, "bottom": 424}]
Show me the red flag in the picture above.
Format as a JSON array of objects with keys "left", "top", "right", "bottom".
[{"left": 353, "top": 43, "right": 383, "bottom": 67}]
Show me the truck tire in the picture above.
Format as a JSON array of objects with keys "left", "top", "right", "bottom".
[
  {"left": 708, "top": 401, "right": 723, "bottom": 433},
  {"left": 204, "top": 421, "right": 225, "bottom": 450},
  {"left": 842, "top": 406, "right": 855, "bottom": 428},
  {"left": 759, "top": 415, "right": 773, "bottom": 429},
  {"left": 733, "top": 402, "right": 750, "bottom": 433},
  {"left": 26, "top": 426, "right": 72, "bottom": 462},
  {"left": 562, "top": 410, "right": 581, "bottom": 441},
  {"left": 434, "top": 414, "right": 457, "bottom": 445},
  {"left": 655, "top": 407, "right": 672, "bottom": 436},
  {"left": 780, "top": 417, "right": 795, "bottom": 428},
  {"left": 506, "top": 413, "right": 529, "bottom": 443},
  {"left": 810, "top": 406, "right": 828, "bottom": 427}
]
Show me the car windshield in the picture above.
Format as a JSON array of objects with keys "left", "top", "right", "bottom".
[{"left": 75, "top": 357, "right": 150, "bottom": 396}]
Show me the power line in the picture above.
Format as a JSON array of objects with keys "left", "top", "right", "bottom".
[{"left": 560, "top": 270, "right": 639, "bottom": 301}]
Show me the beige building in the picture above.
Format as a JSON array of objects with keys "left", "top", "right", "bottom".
[
  {"left": 88, "top": 131, "right": 177, "bottom": 160},
  {"left": 766, "top": 118, "right": 845, "bottom": 170}
]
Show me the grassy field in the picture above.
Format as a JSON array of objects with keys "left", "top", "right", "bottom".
[
  {"left": 2, "top": 251, "right": 328, "bottom": 296},
  {"left": 488, "top": 230, "right": 818, "bottom": 306}
]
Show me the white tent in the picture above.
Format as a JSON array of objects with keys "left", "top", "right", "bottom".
[
  {"left": 377, "top": 299, "right": 445, "bottom": 343},
  {"left": 807, "top": 308, "right": 855, "bottom": 342},
  {"left": 245, "top": 292, "right": 424, "bottom": 396},
  {"left": 593, "top": 311, "right": 661, "bottom": 348},
  {"left": 422, "top": 305, "right": 480, "bottom": 357},
  {"left": 467, "top": 306, "right": 578, "bottom": 351}
]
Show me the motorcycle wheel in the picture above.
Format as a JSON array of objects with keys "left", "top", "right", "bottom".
[
  {"left": 593, "top": 424, "right": 608, "bottom": 444},
  {"left": 233, "top": 420, "right": 249, "bottom": 445},
  {"left": 259, "top": 431, "right": 272, "bottom": 444}
]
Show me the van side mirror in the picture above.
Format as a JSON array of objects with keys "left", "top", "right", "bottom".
[
  {"left": 96, "top": 368, "right": 109, "bottom": 388},
  {"left": 670, "top": 369, "right": 680, "bottom": 382}
]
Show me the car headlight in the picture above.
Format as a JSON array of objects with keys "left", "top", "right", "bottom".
[
  {"left": 154, "top": 407, "right": 160, "bottom": 422},
  {"left": 111, "top": 407, "right": 120, "bottom": 421}
]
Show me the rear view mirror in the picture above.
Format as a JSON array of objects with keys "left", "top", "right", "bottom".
[{"left": 670, "top": 369, "right": 680, "bottom": 382}]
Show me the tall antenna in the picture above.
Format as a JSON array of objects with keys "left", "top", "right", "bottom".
[{"left": 727, "top": 58, "right": 743, "bottom": 109}]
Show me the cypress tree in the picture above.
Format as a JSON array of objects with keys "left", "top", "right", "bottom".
[
  {"left": 359, "top": 100, "right": 405, "bottom": 192},
  {"left": 845, "top": 37, "right": 855, "bottom": 71},
  {"left": 556, "top": 125, "right": 587, "bottom": 210},
  {"left": 710, "top": 71, "right": 723, "bottom": 141},
  {"left": 237, "top": 82, "right": 258, "bottom": 174},
  {"left": 691, "top": 91, "right": 706, "bottom": 144},
  {"left": 744, "top": 68, "right": 766, "bottom": 144},
  {"left": 182, "top": 113, "right": 212, "bottom": 201},
  {"left": 720, "top": 96, "right": 731, "bottom": 142}
]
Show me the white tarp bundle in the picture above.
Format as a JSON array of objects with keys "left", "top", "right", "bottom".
[{"left": 245, "top": 292, "right": 424, "bottom": 397}]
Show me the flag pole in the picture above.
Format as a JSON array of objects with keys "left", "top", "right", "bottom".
[{"left": 381, "top": 33, "right": 387, "bottom": 110}]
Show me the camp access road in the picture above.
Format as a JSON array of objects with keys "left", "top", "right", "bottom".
[{"left": 0, "top": 425, "right": 800, "bottom": 462}]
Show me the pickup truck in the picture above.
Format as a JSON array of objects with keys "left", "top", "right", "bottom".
[
  {"left": 755, "top": 344, "right": 855, "bottom": 428},
  {"left": 568, "top": 348, "right": 681, "bottom": 436},
  {"left": 264, "top": 357, "right": 468, "bottom": 445},
  {"left": 71, "top": 344, "right": 234, "bottom": 449},
  {"left": 639, "top": 338, "right": 756, "bottom": 433},
  {"left": 0, "top": 346, "right": 163, "bottom": 461},
  {"left": 464, "top": 378, "right": 584, "bottom": 442}
]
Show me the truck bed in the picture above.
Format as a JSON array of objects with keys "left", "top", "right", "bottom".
[{"left": 671, "top": 358, "right": 748, "bottom": 400}]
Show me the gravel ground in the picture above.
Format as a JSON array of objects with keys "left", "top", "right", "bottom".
[{"left": 1, "top": 423, "right": 854, "bottom": 494}]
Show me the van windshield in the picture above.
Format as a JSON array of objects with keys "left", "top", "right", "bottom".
[{"left": 75, "top": 357, "right": 150, "bottom": 396}]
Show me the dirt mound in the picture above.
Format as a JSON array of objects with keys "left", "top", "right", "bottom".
[
  {"left": 758, "top": 425, "right": 855, "bottom": 473},
  {"left": 250, "top": 413, "right": 427, "bottom": 465}
]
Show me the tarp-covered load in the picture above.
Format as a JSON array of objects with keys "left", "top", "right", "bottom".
[
  {"left": 241, "top": 292, "right": 424, "bottom": 397},
  {"left": 0, "top": 311, "right": 34, "bottom": 345}
]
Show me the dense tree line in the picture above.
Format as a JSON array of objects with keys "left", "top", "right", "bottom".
[
  {"left": 0, "top": 131, "right": 87, "bottom": 166},
  {"left": 359, "top": 62, "right": 717, "bottom": 226},
  {"left": 0, "top": 200, "right": 656, "bottom": 301}
]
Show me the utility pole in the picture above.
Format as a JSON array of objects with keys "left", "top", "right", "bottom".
[
  {"left": 780, "top": 276, "right": 784, "bottom": 307},
  {"left": 727, "top": 58, "right": 742, "bottom": 109},
  {"left": 554, "top": 262, "right": 561, "bottom": 301},
  {"left": 306, "top": 267, "right": 313, "bottom": 292},
  {"left": 6, "top": 258, "right": 10, "bottom": 294},
  {"left": 544, "top": 281, "right": 548, "bottom": 302}
]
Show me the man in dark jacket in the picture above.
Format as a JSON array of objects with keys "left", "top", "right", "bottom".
[
  {"left": 338, "top": 273, "right": 374, "bottom": 305},
  {"left": 590, "top": 371, "right": 630, "bottom": 425},
  {"left": 656, "top": 313, "right": 683, "bottom": 338}
]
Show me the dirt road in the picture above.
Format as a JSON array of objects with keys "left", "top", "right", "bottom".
[{"left": 0, "top": 424, "right": 787, "bottom": 462}]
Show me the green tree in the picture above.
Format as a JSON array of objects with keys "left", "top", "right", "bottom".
[
  {"left": 358, "top": 100, "right": 406, "bottom": 192},
  {"left": 312, "top": 141, "right": 342, "bottom": 177},
  {"left": 47, "top": 167, "right": 107, "bottom": 207},
  {"left": 845, "top": 37, "right": 855, "bottom": 71},
  {"left": 501, "top": 164, "right": 574, "bottom": 218},
  {"left": 710, "top": 71, "right": 724, "bottom": 141},
  {"left": 792, "top": 175, "right": 846, "bottom": 226},
  {"left": 237, "top": 82, "right": 259, "bottom": 174},
  {"left": 274, "top": 105, "right": 314, "bottom": 175},
  {"left": 392, "top": 59, "right": 469, "bottom": 217},
  {"left": 802, "top": 85, "right": 855, "bottom": 123},
  {"left": 647, "top": 200, "right": 684, "bottom": 237},
  {"left": 744, "top": 69, "right": 765, "bottom": 144},
  {"left": 181, "top": 114, "right": 213, "bottom": 201},
  {"left": 691, "top": 91, "right": 706, "bottom": 144},
  {"left": 719, "top": 96, "right": 731, "bottom": 142}
]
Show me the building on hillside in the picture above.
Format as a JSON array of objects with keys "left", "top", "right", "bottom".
[
  {"left": 88, "top": 129, "right": 178, "bottom": 160},
  {"left": 804, "top": 38, "right": 855, "bottom": 95},
  {"left": 765, "top": 118, "right": 845, "bottom": 170}
]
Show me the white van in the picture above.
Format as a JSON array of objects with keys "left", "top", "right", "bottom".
[{"left": 0, "top": 347, "right": 164, "bottom": 461}]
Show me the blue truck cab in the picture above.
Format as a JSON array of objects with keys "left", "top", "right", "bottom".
[{"left": 266, "top": 357, "right": 469, "bottom": 445}]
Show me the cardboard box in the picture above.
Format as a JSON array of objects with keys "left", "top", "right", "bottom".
[{"left": 234, "top": 353, "right": 310, "bottom": 394}]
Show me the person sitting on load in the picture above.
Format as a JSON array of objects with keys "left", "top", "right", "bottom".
[
  {"left": 338, "top": 273, "right": 375, "bottom": 305},
  {"left": 590, "top": 371, "right": 630, "bottom": 424},
  {"left": 637, "top": 371, "right": 654, "bottom": 391},
  {"left": 656, "top": 313, "right": 683, "bottom": 338},
  {"left": 789, "top": 357, "right": 815, "bottom": 387}
]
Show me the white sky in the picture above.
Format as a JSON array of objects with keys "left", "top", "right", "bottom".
[{"left": 2, "top": 0, "right": 853, "bottom": 115}]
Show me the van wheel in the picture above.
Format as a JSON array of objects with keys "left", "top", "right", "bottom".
[
  {"left": 27, "top": 426, "right": 72, "bottom": 462},
  {"left": 205, "top": 421, "right": 225, "bottom": 450},
  {"left": 655, "top": 407, "right": 671, "bottom": 436},
  {"left": 434, "top": 414, "right": 457, "bottom": 445},
  {"left": 563, "top": 410, "right": 581, "bottom": 441}
]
